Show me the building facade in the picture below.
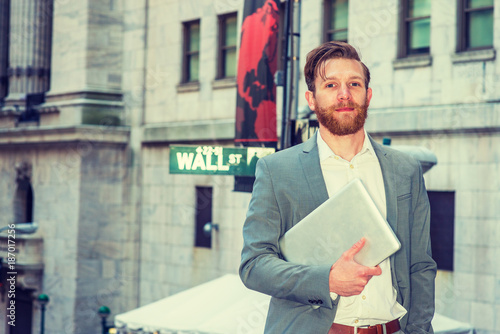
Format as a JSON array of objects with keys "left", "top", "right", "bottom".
[{"left": 0, "top": 0, "right": 498, "bottom": 333}]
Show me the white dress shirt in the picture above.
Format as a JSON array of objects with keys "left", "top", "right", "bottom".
[{"left": 317, "top": 130, "right": 407, "bottom": 326}]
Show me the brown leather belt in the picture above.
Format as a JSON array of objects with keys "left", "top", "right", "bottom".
[{"left": 329, "top": 319, "right": 400, "bottom": 334}]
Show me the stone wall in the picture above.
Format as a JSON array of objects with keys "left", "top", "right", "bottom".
[
  {"left": 139, "top": 143, "right": 250, "bottom": 306},
  {"left": 0, "top": 146, "right": 80, "bottom": 333}
]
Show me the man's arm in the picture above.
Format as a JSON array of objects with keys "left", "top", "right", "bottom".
[
  {"left": 239, "top": 158, "right": 334, "bottom": 308},
  {"left": 406, "top": 165, "right": 437, "bottom": 333}
]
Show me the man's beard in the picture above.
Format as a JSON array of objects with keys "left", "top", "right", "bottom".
[{"left": 315, "top": 99, "right": 369, "bottom": 136}]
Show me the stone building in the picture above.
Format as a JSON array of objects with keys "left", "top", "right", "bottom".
[{"left": 0, "top": 0, "right": 498, "bottom": 333}]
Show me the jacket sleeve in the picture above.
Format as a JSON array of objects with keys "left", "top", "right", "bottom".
[
  {"left": 239, "top": 158, "right": 336, "bottom": 309},
  {"left": 406, "top": 164, "right": 437, "bottom": 333}
]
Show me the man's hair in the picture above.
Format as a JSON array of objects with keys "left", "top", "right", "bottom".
[{"left": 304, "top": 41, "right": 371, "bottom": 93}]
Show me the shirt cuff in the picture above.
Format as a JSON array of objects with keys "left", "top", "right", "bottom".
[{"left": 330, "top": 292, "right": 339, "bottom": 301}]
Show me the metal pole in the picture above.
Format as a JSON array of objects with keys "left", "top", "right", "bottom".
[
  {"left": 285, "top": 0, "right": 295, "bottom": 149},
  {"left": 40, "top": 304, "right": 46, "bottom": 334},
  {"left": 280, "top": 0, "right": 291, "bottom": 150},
  {"left": 101, "top": 317, "right": 107, "bottom": 334},
  {"left": 292, "top": 0, "right": 302, "bottom": 121}
]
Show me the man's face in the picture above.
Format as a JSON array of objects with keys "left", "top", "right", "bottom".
[{"left": 305, "top": 58, "right": 372, "bottom": 136}]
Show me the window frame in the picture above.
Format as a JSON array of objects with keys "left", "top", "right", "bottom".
[
  {"left": 457, "top": 0, "right": 494, "bottom": 52},
  {"left": 216, "top": 12, "right": 238, "bottom": 80},
  {"left": 398, "top": 0, "right": 431, "bottom": 58},
  {"left": 181, "top": 19, "right": 201, "bottom": 84},
  {"left": 323, "top": 0, "right": 349, "bottom": 43}
]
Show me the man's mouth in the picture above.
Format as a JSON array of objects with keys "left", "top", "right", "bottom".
[{"left": 335, "top": 107, "right": 355, "bottom": 112}]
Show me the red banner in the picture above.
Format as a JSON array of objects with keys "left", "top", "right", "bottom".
[{"left": 235, "top": 0, "right": 279, "bottom": 147}]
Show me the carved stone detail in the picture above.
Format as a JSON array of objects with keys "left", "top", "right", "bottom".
[{"left": 15, "top": 161, "right": 32, "bottom": 183}]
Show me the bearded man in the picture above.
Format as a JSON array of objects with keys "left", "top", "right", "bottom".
[{"left": 239, "top": 41, "right": 436, "bottom": 334}]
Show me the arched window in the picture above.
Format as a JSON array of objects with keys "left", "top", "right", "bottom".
[
  {"left": 14, "top": 180, "right": 33, "bottom": 224},
  {"left": 14, "top": 162, "right": 34, "bottom": 224}
]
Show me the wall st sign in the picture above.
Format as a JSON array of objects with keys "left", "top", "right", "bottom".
[{"left": 169, "top": 145, "right": 275, "bottom": 176}]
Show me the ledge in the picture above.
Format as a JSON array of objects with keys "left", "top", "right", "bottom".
[
  {"left": 393, "top": 55, "right": 432, "bottom": 70},
  {"left": 39, "top": 98, "right": 124, "bottom": 110},
  {"left": 0, "top": 125, "right": 130, "bottom": 147},
  {"left": 0, "top": 107, "right": 19, "bottom": 116},
  {"left": 176, "top": 81, "right": 200, "bottom": 93},
  {"left": 143, "top": 119, "right": 235, "bottom": 144},
  {"left": 212, "top": 77, "right": 237, "bottom": 90},
  {"left": 365, "top": 102, "right": 500, "bottom": 136},
  {"left": 45, "top": 88, "right": 123, "bottom": 102},
  {"left": 451, "top": 48, "right": 496, "bottom": 64}
]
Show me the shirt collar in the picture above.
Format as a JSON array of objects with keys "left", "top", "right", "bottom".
[{"left": 317, "top": 129, "right": 375, "bottom": 162}]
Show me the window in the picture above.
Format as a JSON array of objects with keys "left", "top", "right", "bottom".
[
  {"left": 399, "top": 0, "right": 431, "bottom": 57},
  {"left": 458, "top": 0, "right": 494, "bottom": 51},
  {"left": 182, "top": 20, "right": 201, "bottom": 83},
  {"left": 195, "top": 186, "right": 213, "bottom": 248},
  {"left": 324, "top": 0, "right": 348, "bottom": 42},
  {"left": 14, "top": 180, "right": 34, "bottom": 224},
  {"left": 217, "top": 13, "right": 237, "bottom": 79},
  {"left": 428, "top": 191, "right": 455, "bottom": 271}
]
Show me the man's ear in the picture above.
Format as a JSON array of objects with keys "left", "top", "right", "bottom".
[
  {"left": 305, "top": 90, "right": 316, "bottom": 111},
  {"left": 366, "top": 87, "right": 372, "bottom": 107}
]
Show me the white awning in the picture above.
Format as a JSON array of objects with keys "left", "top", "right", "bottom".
[
  {"left": 115, "top": 274, "right": 269, "bottom": 334},
  {"left": 390, "top": 145, "right": 438, "bottom": 173},
  {"left": 115, "top": 274, "right": 472, "bottom": 334}
]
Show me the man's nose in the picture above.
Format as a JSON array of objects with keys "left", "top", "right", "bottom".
[{"left": 337, "top": 85, "right": 351, "bottom": 101}]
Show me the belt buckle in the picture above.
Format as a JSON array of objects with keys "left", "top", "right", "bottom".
[{"left": 372, "top": 324, "right": 386, "bottom": 334}]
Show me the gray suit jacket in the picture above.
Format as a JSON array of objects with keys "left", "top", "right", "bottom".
[{"left": 239, "top": 133, "right": 437, "bottom": 334}]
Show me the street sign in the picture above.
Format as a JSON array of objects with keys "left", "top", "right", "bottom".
[{"left": 169, "top": 145, "right": 275, "bottom": 176}]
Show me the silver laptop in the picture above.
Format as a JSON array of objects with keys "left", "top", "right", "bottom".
[{"left": 279, "top": 178, "right": 400, "bottom": 267}]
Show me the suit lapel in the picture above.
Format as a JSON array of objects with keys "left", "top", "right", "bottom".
[
  {"left": 370, "top": 137, "right": 398, "bottom": 234},
  {"left": 369, "top": 136, "right": 402, "bottom": 292},
  {"left": 299, "top": 132, "right": 329, "bottom": 207}
]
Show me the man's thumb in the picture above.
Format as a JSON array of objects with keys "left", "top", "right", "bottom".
[{"left": 344, "top": 237, "right": 366, "bottom": 258}]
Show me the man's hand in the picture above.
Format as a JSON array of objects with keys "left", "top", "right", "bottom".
[{"left": 329, "top": 237, "right": 382, "bottom": 297}]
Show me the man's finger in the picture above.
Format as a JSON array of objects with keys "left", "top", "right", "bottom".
[{"left": 364, "top": 265, "right": 382, "bottom": 276}]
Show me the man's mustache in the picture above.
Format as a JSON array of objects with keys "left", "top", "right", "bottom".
[{"left": 332, "top": 101, "right": 361, "bottom": 109}]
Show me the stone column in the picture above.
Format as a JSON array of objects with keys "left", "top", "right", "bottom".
[
  {"left": 31, "top": 0, "right": 53, "bottom": 94},
  {"left": 40, "top": 0, "right": 125, "bottom": 127},
  {"left": 0, "top": 0, "right": 10, "bottom": 102},
  {"left": 4, "top": 0, "right": 53, "bottom": 107}
]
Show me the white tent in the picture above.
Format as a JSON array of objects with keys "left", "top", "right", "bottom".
[
  {"left": 432, "top": 314, "right": 474, "bottom": 334},
  {"left": 115, "top": 274, "right": 269, "bottom": 334},
  {"left": 115, "top": 274, "right": 473, "bottom": 334}
]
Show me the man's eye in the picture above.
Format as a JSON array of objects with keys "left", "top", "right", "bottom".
[
  {"left": 326, "top": 83, "right": 335, "bottom": 88},
  {"left": 351, "top": 82, "right": 361, "bottom": 87}
]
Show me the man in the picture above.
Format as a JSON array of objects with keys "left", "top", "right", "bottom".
[{"left": 239, "top": 41, "right": 436, "bottom": 334}]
